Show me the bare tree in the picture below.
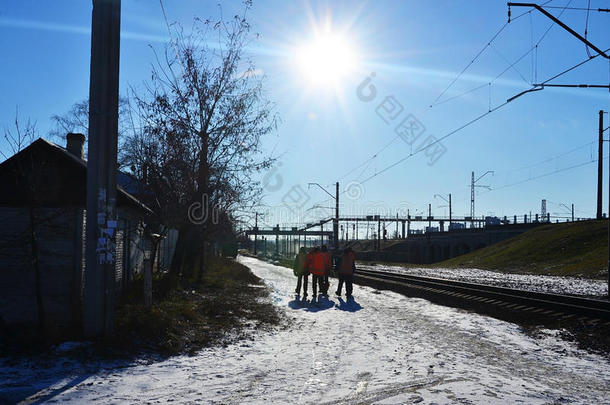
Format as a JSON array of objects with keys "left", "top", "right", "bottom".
[
  {"left": 49, "top": 97, "right": 131, "bottom": 164},
  {"left": 1, "top": 108, "right": 46, "bottom": 334},
  {"left": 125, "top": 4, "right": 277, "bottom": 280}
]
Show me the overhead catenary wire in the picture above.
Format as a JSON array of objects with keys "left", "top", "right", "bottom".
[
  {"left": 306, "top": 46, "right": 610, "bottom": 219},
  {"left": 482, "top": 155, "right": 605, "bottom": 193},
  {"left": 585, "top": 0, "right": 592, "bottom": 58},
  {"left": 538, "top": 5, "right": 610, "bottom": 12},
  {"left": 507, "top": 140, "right": 596, "bottom": 173},
  {"left": 431, "top": 0, "right": 556, "bottom": 106},
  {"left": 355, "top": 45, "right": 609, "bottom": 190},
  {"left": 432, "top": 0, "right": 576, "bottom": 108}
]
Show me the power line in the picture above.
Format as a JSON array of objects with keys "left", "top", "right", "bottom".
[
  {"left": 338, "top": 1, "right": 586, "bottom": 197},
  {"left": 432, "top": 0, "right": 576, "bottom": 108},
  {"left": 585, "top": 0, "right": 592, "bottom": 58},
  {"left": 358, "top": 101, "right": 510, "bottom": 187},
  {"left": 431, "top": 0, "right": 555, "bottom": 106},
  {"left": 539, "top": 5, "right": 610, "bottom": 12},
  {"left": 354, "top": 46, "right": 609, "bottom": 190},
  {"left": 507, "top": 140, "right": 596, "bottom": 173},
  {"left": 484, "top": 155, "right": 604, "bottom": 193}
]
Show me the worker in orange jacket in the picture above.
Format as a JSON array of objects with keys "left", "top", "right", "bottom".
[
  {"left": 335, "top": 247, "right": 356, "bottom": 298},
  {"left": 309, "top": 247, "right": 325, "bottom": 296}
]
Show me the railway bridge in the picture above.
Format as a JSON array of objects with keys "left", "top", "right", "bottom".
[{"left": 354, "top": 222, "right": 541, "bottom": 264}]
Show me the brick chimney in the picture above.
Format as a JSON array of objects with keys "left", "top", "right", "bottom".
[{"left": 66, "top": 132, "right": 85, "bottom": 159}]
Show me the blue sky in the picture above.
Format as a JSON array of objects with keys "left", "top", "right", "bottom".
[{"left": 1, "top": 0, "right": 609, "bottom": 231}]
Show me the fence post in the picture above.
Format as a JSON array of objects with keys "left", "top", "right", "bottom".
[{"left": 143, "top": 258, "right": 152, "bottom": 308}]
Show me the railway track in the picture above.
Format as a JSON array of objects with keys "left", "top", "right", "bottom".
[{"left": 354, "top": 268, "right": 610, "bottom": 322}]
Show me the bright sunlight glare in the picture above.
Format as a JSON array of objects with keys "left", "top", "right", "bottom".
[{"left": 294, "top": 31, "right": 359, "bottom": 86}]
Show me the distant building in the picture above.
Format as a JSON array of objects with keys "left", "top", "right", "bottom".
[
  {"left": 0, "top": 134, "right": 175, "bottom": 330},
  {"left": 485, "top": 216, "right": 501, "bottom": 226},
  {"left": 449, "top": 222, "right": 466, "bottom": 231}
]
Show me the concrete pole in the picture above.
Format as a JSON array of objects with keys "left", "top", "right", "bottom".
[
  {"left": 598, "top": 110, "right": 604, "bottom": 219},
  {"left": 471, "top": 171, "right": 475, "bottom": 228},
  {"left": 83, "top": 0, "right": 121, "bottom": 338},
  {"left": 320, "top": 223, "right": 323, "bottom": 246},
  {"left": 449, "top": 193, "right": 452, "bottom": 225},
  {"left": 395, "top": 212, "right": 398, "bottom": 239},
  {"left": 377, "top": 218, "right": 381, "bottom": 251},
  {"left": 334, "top": 182, "right": 339, "bottom": 249},
  {"left": 254, "top": 212, "right": 258, "bottom": 255}
]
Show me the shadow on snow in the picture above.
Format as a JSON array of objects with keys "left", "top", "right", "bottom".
[
  {"left": 288, "top": 295, "right": 336, "bottom": 312},
  {"left": 335, "top": 297, "right": 363, "bottom": 312},
  {"left": 288, "top": 295, "right": 362, "bottom": 313}
]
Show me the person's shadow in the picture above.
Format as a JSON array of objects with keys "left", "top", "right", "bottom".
[
  {"left": 304, "top": 295, "right": 335, "bottom": 312},
  {"left": 335, "top": 296, "right": 363, "bottom": 312},
  {"left": 288, "top": 294, "right": 310, "bottom": 310}
]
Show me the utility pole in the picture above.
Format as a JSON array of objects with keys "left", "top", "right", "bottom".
[
  {"left": 335, "top": 182, "right": 339, "bottom": 249},
  {"left": 598, "top": 110, "right": 604, "bottom": 219},
  {"left": 320, "top": 222, "right": 324, "bottom": 246},
  {"left": 470, "top": 172, "right": 475, "bottom": 226},
  {"left": 254, "top": 212, "right": 258, "bottom": 255},
  {"left": 471, "top": 171, "right": 493, "bottom": 228},
  {"left": 83, "top": 0, "right": 121, "bottom": 338},
  {"left": 307, "top": 181, "right": 338, "bottom": 248},
  {"left": 507, "top": 2, "right": 610, "bottom": 293},
  {"left": 377, "top": 217, "right": 381, "bottom": 251},
  {"left": 434, "top": 193, "right": 452, "bottom": 228},
  {"left": 396, "top": 212, "right": 399, "bottom": 239},
  {"left": 428, "top": 203, "right": 432, "bottom": 228},
  {"left": 449, "top": 193, "right": 452, "bottom": 225},
  {"left": 275, "top": 224, "right": 279, "bottom": 256}
]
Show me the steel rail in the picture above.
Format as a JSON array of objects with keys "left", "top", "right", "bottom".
[{"left": 354, "top": 268, "right": 610, "bottom": 320}]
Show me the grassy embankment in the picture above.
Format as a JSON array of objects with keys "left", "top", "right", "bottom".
[
  {"left": 437, "top": 220, "right": 608, "bottom": 279},
  {"left": 112, "top": 255, "right": 282, "bottom": 355}
]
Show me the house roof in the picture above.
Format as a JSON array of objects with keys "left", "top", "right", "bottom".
[{"left": 0, "top": 138, "right": 153, "bottom": 214}]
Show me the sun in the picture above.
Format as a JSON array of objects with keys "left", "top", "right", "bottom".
[{"left": 294, "top": 30, "right": 358, "bottom": 86}]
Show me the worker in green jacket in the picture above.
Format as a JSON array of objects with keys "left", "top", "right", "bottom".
[{"left": 294, "top": 247, "right": 310, "bottom": 297}]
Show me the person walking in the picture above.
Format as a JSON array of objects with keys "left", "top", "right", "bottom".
[
  {"left": 293, "top": 247, "right": 310, "bottom": 297},
  {"left": 309, "top": 247, "right": 324, "bottom": 297},
  {"left": 336, "top": 247, "right": 356, "bottom": 298}
]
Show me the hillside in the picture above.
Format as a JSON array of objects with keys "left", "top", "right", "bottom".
[{"left": 438, "top": 220, "right": 608, "bottom": 279}]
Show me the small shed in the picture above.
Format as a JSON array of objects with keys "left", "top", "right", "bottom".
[{"left": 0, "top": 134, "right": 154, "bottom": 331}]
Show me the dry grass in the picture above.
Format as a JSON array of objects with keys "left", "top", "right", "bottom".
[
  {"left": 111, "top": 256, "right": 282, "bottom": 356},
  {"left": 438, "top": 220, "right": 608, "bottom": 279}
]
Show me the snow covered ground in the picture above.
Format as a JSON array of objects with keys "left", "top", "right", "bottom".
[
  {"left": 2, "top": 256, "right": 610, "bottom": 404},
  {"left": 359, "top": 263, "right": 609, "bottom": 298}
]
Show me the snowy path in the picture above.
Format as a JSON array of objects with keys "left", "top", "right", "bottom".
[{"left": 2, "top": 256, "right": 610, "bottom": 404}]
